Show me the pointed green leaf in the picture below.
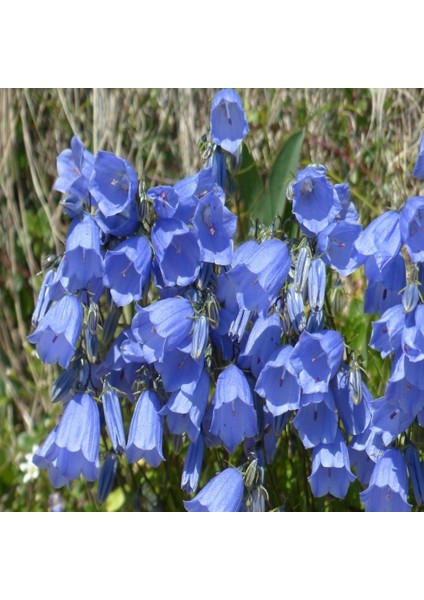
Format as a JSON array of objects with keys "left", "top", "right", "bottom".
[
  {"left": 254, "top": 128, "right": 305, "bottom": 226},
  {"left": 236, "top": 143, "right": 263, "bottom": 213}
]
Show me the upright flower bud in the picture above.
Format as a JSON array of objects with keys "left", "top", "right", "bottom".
[
  {"left": 294, "top": 246, "right": 312, "bottom": 294},
  {"left": 191, "top": 316, "right": 209, "bottom": 360},
  {"left": 308, "top": 258, "right": 326, "bottom": 312},
  {"left": 286, "top": 284, "right": 306, "bottom": 335},
  {"left": 402, "top": 283, "right": 420, "bottom": 313}
]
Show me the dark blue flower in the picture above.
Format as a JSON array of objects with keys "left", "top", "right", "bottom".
[
  {"left": 181, "top": 434, "right": 205, "bottom": 494},
  {"left": 210, "top": 89, "right": 249, "bottom": 154},
  {"left": 104, "top": 236, "right": 151, "bottom": 307},
  {"left": 102, "top": 388, "right": 126, "bottom": 453},
  {"left": 210, "top": 364, "right": 258, "bottom": 454},
  {"left": 227, "top": 239, "right": 290, "bottom": 316},
  {"left": 308, "top": 432, "right": 356, "bottom": 499},
  {"left": 131, "top": 297, "right": 194, "bottom": 363},
  {"left": 400, "top": 196, "right": 424, "bottom": 263},
  {"left": 126, "top": 390, "right": 164, "bottom": 468},
  {"left": 184, "top": 466, "right": 244, "bottom": 512},
  {"left": 412, "top": 132, "right": 424, "bottom": 179},
  {"left": 292, "top": 166, "right": 341, "bottom": 235},
  {"left": 95, "top": 200, "right": 139, "bottom": 238},
  {"left": 291, "top": 330, "right": 344, "bottom": 394},
  {"left": 193, "top": 186, "right": 237, "bottom": 265},
  {"left": 354, "top": 211, "right": 401, "bottom": 270},
  {"left": 61, "top": 213, "right": 104, "bottom": 294},
  {"left": 331, "top": 368, "right": 373, "bottom": 436},
  {"left": 28, "top": 295, "right": 83, "bottom": 368},
  {"left": 34, "top": 393, "right": 100, "bottom": 482},
  {"left": 360, "top": 449, "right": 411, "bottom": 512},
  {"left": 255, "top": 345, "right": 301, "bottom": 416},
  {"left": 90, "top": 151, "right": 138, "bottom": 217},
  {"left": 152, "top": 219, "right": 201, "bottom": 287}
]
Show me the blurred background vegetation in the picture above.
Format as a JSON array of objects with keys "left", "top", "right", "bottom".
[{"left": 0, "top": 88, "right": 423, "bottom": 511}]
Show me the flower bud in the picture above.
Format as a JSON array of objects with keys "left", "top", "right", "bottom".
[
  {"left": 306, "top": 309, "right": 324, "bottom": 333},
  {"left": 286, "top": 285, "right": 306, "bottom": 335},
  {"left": 97, "top": 453, "right": 119, "bottom": 503},
  {"left": 191, "top": 315, "right": 209, "bottom": 360},
  {"left": 308, "top": 258, "right": 326, "bottom": 312},
  {"left": 51, "top": 366, "right": 77, "bottom": 403},
  {"left": 402, "top": 283, "right": 419, "bottom": 313},
  {"left": 348, "top": 359, "right": 363, "bottom": 406},
  {"left": 101, "top": 303, "right": 121, "bottom": 348},
  {"left": 294, "top": 246, "right": 312, "bottom": 294},
  {"left": 206, "top": 293, "right": 220, "bottom": 330},
  {"left": 229, "top": 308, "right": 251, "bottom": 342}
]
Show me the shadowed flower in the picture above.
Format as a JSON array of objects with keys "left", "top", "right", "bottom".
[
  {"left": 400, "top": 196, "right": 424, "bottom": 263},
  {"left": 90, "top": 151, "right": 138, "bottom": 217},
  {"left": 308, "top": 432, "right": 356, "bottom": 499},
  {"left": 126, "top": 390, "right": 164, "bottom": 468},
  {"left": 360, "top": 449, "right": 411, "bottom": 512}
]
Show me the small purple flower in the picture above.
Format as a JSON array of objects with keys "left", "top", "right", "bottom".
[
  {"left": 364, "top": 254, "right": 406, "bottom": 314},
  {"left": 369, "top": 304, "right": 405, "bottom": 358},
  {"left": 148, "top": 185, "right": 180, "bottom": 219},
  {"left": 155, "top": 348, "right": 204, "bottom": 393},
  {"left": 360, "top": 449, "right": 411, "bottom": 512},
  {"left": 227, "top": 239, "right": 290, "bottom": 316},
  {"left": 412, "top": 132, "right": 424, "bottom": 179},
  {"left": 131, "top": 297, "right": 194, "bottom": 363},
  {"left": 210, "top": 88, "right": 249, "bottom": 154},
  {"left": 400, "top": 196, "right": 424, "bottom": 263},
  {"left": 152, "top": 219, "right": 201, "bottom": 287},
  {"left": 308, "top": 432, "right": 356, "bottom": 499},
  {"left": 184, "top": 467, "right": 244, "bottom": 512},
  {"left": 255, "top": 345, "right": 301, "bottom": 416},
  {"left": 28, "top": 295, "right": 83, "bottom": 368},
  {"left": 210, "top": 364, "right": 258, "bottom": 454},
  {"left": 95, "top": 200, "right": 139, "bottom": 238},
  {"left": 292, "top": 166, "right": 341, "bottom": 235},
  {"left": 104, "top": 236, "right": 152, "bottom": 307},
  {"left": 239, "top": 314, "right": 282, "bottom": 378},
  {"left": 60, "top": 213, "right": 104, "bottom": 294},
  {"left": 34, "top": 393, "right": 100, "bottom": 482},
  {"left": 90, "top": 151, "right": 138, "bottom": 217},
  {"left": 193, "top": 187, "right": 237, "bottom": 265},
  {"left": 126, "top": 390, "right": 164, "bottom": 468},
  {"left": 291, "top": 330, "right": 344, "bottom": 394},
  {"left": 331, "top": 369, "right": 373, "bottom": 436}
]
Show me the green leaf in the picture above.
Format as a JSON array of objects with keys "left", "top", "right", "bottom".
[
  {"left": 254, "top": 128, "right": 305, "bottom": 226},
  {"left": 236, "top": 143, "right": 263, "bottom": 208}
]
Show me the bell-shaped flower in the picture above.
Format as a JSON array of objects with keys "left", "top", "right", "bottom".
[
  {"left": 238, "top": 314, "right": 282, "bottom": 378},
  {"left": 370, "top": 304, "right": 405, "bottom": 358},
  {"left": 293, "top": 394, "right": 339, "bottom": 448},
  {"left": 404, "top": 444, "right": 424, "bottom": 506},
  {"left": 54, "top": 136, "right": 94, "bottom": 212},
  {"left": 193, "top": 187, "right": 237, "bottom": 265},
  {"left": 360, "top": 449, "right": 411, "bottom": 511},
  {"left": 255, "top": 345, "right": 301, "bottom": 416},
  {"left": 331, "top": 368, "right": 373, "bottom": 436},
  {"left": 152, "top": 219, "right": 201, "bottom": 287},
  {"left": 28, "top": 295, "right": 83, "bottom": 368},
  {"left": 227, "top": 239, "right": 290, "bottom": 316},
  {"left": 126, "top": 390, "right": 164, "bottom": 468},
  {"left": 90, "top": 151, "right": 138, "bottom": 217},
  {"left": 184, "top": 466, "right": 244, "bottom": 512},
  {"left": 31, "top": 269, "right": 56, "bottom": 327},
  {"left": 400, "top": 196, "right": 424, "bottom": 263},
  {"left": 60, "top": 213, "right": 104, "bottom": 294},
  {"left": 148, "top": 185, "right": 180, "bottom": 219},
  {"left": 308, "top": 432, "right": 356, "bottom": 499},
  {"left": 291, "top": 330, "right": 344, "bottom": 394},
  {"left": 292, "top": 166, "right": 341, "bottom": 235},
  {"left": 95, "top": 199, "right": 139, "bottom": 238},
  {"left": 210, "top": 88, "right": 249, "bottom": 154},
  {"left": 210, "top": 365, "right": 258, "bottom": 454},
  {"left": 155, "top": 346, "right": 204, "bottom": 393},
  {"left": 317, "top": 221, "right": 362, "bottom": 276},
  {"left": 34, "top": 393, "right": 100, "bottom": 482},
  {"left": 131, "top": 297, "right": 194, "bottom": 363},
  {"left": 412, "top": 132, "right": 424, "bottom": 179},
  {"left": 364, "top": 254, "right": 405, "bottom": 314},
  {"left": 354, "top": 211, "right": 401, "bottom": 270},
  {"left": 160, "top": 370, "right": 210, "bottom": 442},
  {"left": 104, "top": 236, "right": 152, "bottom": 307}
]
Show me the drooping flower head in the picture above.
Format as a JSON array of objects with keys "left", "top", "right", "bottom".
[
  {"left": 90, "top": 151, "right": 138, "bottom": 217},
  {"left": 400, "top": 196, "right": 424, "bottom": 263},
  {"left": 126, "top": 390, "right": 164, "bottom": 468},
  {"left": 210, "top": 89, "right": 249, "bottom": 154},
  {"left": 184, "top": 467, "right": 244, "bottom": 512},
  {"left": 360, "top": 449, "right": 411, "bottom": 512}
]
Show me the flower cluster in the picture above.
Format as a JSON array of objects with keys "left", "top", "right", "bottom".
[{"left": 29, "top": 91, "right": 424, "bottom": 512}]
